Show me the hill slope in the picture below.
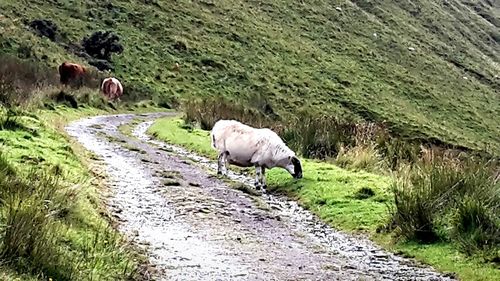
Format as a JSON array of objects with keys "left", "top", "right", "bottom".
[{"left": 0, "top": 0, "right": 498, "bottom": 153}]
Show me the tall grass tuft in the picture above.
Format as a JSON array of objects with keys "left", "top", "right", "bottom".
[
  {"left": 0, "top": 111, "right": 24, "bottom": 131},
  {"left": 454, "top": 195, "right": 500, "bottom": 260},
  {"left": 182, "top": 97, "right": 274, "bottom": 130},
  {"left": 0, "top": 151, "right": 16, "bottom": 177},
  {"left": 378, "top": 138, "right": 422, "bottom": 170},
  {"left": 335, "top": 144, "right": 384, "bottom": 172},
  {"left": 391, "top": 164, "right": 444, "bottom": 243},
  {"left": 0, "top": 165, "right": 71, "bottom": 279},
  {"left": 391, "top": 152, "right": 500, "bottom": 258}
]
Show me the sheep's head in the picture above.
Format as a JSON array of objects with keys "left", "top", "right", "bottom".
[{"left": 284, "top": 156, "right": 302, "bottom": 179}]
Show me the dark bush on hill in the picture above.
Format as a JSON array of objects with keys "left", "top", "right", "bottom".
[
  {"left": 28, "top": 19, "right": 61, "bottom": 42},
  {"left": 82, "top": 31, "right": 124, "bottom": 62}
]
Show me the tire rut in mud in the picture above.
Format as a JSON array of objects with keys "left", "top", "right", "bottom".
[{"left": 66, "top": 112, "right": 455, "bottom": 281}]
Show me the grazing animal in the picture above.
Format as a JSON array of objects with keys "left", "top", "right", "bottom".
[
  {"left": 58, "top": 62, "right": 86, "bottom": 88},
  {"left": 211, "top": 120, "right": 303, "bottom": 189},
  {"left": 101, "top": 77, "right": 123, "bottom": 101}
]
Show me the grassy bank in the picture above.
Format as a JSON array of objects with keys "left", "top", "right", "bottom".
[
  {"left": 1, "top": 100, "right": 174, "bottom": 280},
  {"left": 0, "top": 105, "right": 151, "bottom": 280},
  {"left": 147, "top": 115, "right": 500, "bottom": 281}
]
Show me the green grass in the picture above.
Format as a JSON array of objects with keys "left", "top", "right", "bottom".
[
  {"left": 268, "top": 161, "right": 391, "bottom": 232},
  {"left": 0, "top": 0, "right": 498, "bottom": 154},
  {"left": 381, "top": 241, "right": 500, "bottom": 281},
  {"left": 0, "top": 106, "right": 146, "bottom": 280},
  {"left": 149, "top": 118, "right": 217, "bottom": 158},
  {"left": 147, "top": 115, "right": 500, "bottom": 281}
]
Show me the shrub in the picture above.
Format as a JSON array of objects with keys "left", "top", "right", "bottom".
[
  {"left": 82, "top": 31, "right": 124, "bottom": 62},
  {"left": 0, "top": 54, "right": 58, "bottom": 106}
]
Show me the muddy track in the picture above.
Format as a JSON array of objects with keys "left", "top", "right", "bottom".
[{"left": 66, "top": 112, "right": 455, "bottom": 281}]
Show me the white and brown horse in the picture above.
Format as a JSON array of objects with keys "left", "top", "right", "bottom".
[{"left": 101, "top": 77, "right": 123, "bottom": 101}]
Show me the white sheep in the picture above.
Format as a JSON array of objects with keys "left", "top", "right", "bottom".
[{"left": 210, "top": 120, "right": 303, "bottom": 189}]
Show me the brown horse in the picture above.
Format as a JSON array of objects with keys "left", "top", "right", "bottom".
[{"left": 58, "top": 62, "right": 86, "bottom": 88}]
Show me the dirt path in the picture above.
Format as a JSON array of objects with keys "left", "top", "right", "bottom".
[{"left": 66, "top": 112, "right": 455, "bottom": 281}]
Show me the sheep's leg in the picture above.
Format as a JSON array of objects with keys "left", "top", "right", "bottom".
[
  {"left": 222, "top": 152, "right": 229, "bottom": 175},
  {"left": 217, "top": 153, "right": 224, "bottom": 175},
  {"left": 217, "top": 152, "right": 228, "bottom": 176},
  {"left": 255, "top": 165, "right": 262, "bottom": 189},
  {"left": 261, "top": 167, "right": 267, "bottom": 189}
]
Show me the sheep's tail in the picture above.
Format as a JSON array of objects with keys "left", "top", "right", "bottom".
[{"left": 210, "top": 121, "right": 222, "bottom": 149}]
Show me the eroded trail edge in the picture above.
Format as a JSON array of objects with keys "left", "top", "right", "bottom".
[{"left": 66, "top": 112, "right": 455, "bottom": 281}]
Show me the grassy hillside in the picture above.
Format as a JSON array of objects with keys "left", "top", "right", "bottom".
[{"left": 0, "top": 0, "right": 499, "bottom": 154}]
